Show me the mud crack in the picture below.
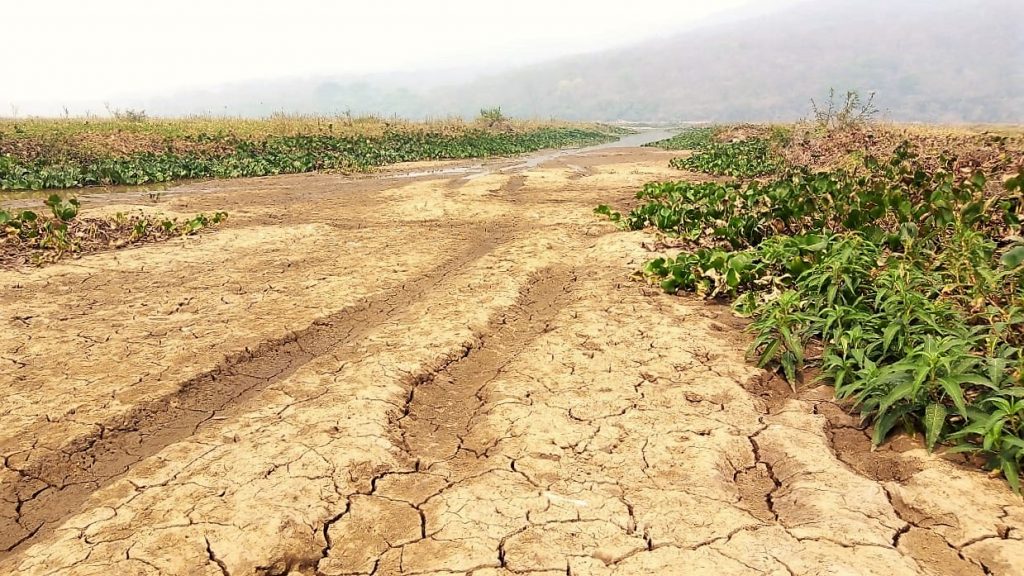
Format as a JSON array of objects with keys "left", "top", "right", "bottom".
[
  {"left": 0, "top": 223, "right": 514, "bottom": 557},
  {"left": 314, "top": 265, "right": 578, "bottom": 574}
]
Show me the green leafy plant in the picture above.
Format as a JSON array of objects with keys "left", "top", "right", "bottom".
[
  {"left": 600, "top": 146, "right": 1024, "bottom": 491},
  {"left": 2, "top": 195, "right": 229, "bottom": 267},
  {"left": 44, "top": 194, "right": 79, "bottom": 222},
  {"left": 0, "top": 208, "right": 39, "bottom": 233},
  {"left": 593, "top": 204, "right": 621, "bottom": 223}
]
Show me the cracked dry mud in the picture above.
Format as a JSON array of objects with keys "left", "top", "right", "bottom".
[{"left": 2, "top": 145, "right": 1023, "bottom": 576}]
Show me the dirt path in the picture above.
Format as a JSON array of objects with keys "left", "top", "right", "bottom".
[{"left": 1, "top": 145, "right": 1022, "bottom": 575}]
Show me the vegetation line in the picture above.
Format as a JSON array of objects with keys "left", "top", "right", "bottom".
[{"left": 0, "top": 115, "right": 623, "bottom": 191}]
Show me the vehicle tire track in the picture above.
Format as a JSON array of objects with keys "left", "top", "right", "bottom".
[
  {"left": 317, "top": 264, "right": 579, "bottom": 574},
  {"left": 0, "top": 220, "right": 517, "bottom": 557}
]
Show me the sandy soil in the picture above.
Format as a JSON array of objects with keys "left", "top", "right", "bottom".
[{"left": 1, "top": 146, "right": 1022, "bottom": 575}]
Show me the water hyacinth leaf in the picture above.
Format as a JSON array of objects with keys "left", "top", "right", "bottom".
[
  {"left": 1001, "top": 245, "right": 1024, "bottom": 269},
  {"left": 3, "top": 190, "right": 228, "bottom": 265},
  {"left": 970, "top": 170, "right": 986, "bottom": 188},
  {"left": 3, "top": 125, "right": 618, "bottom": 191}
]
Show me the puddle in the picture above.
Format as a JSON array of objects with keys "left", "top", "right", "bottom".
[
  {"left": 498, "top": 129, "right": 677, "bottom": 170},
  {"left": 463, "top": 128, "right": 681, "bottom": 180},
  {"left": 381, "top": 164, "right": 484, "bottom": 180},
  {"left": 0, "top": 180, "right": 197, "bottom": 209},
  {"left": 379, "top": 128, "right": 681, "bottom": 183}
]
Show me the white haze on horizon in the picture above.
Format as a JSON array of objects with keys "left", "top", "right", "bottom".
[{"left": 2, "top": 0, "right": 805, "bottom": 117}]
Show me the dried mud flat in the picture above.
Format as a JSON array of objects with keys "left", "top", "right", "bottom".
[{"left": 2, "top": 145, "right": 1023, "bottom": 576}]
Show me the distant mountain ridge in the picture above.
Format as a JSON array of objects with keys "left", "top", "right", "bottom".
[
  {"left": 422, "top": 0, "right": 1023, "bottom": 122},
  {"left": 139, "top": 0, "right": 1023, "bottom": 123}
]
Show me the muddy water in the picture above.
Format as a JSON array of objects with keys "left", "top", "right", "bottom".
[
  {"left": 490, "top": 128, "right": 679, "bottom": 172},
  {"left": 0, "top": 180, "right": 187, "bottom": 204},
  {"left": 387, "top": 129, "right": 681, "bottom": 182}
]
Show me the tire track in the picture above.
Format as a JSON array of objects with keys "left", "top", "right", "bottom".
[
  {"left": 399, "top": 265, "right": 577, "bottom": 469},
  {"left": 317, "top": 265, "right": 579, "bottom": 574},
  {"left": 0, "top": 221, "right": 515, "bottom": 557}
]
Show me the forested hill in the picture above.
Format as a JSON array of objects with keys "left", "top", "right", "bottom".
[
  {"left": 424, "top": 0, "right": 1022, "bottom": 122},
  {"left": 139, "top": 0, "right": 1023, "bottom": 123}
]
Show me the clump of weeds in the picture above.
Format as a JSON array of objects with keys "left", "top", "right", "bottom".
[
  {"left": 599, "top": 135, "right": 1024, "bottom": 493},
  {"left": 1, "top": 194, "right": 228, "bottom": 267}
]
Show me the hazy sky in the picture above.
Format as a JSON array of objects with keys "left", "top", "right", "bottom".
[{"left": 3, "top": 0, "right": 803, "bottom": 113}]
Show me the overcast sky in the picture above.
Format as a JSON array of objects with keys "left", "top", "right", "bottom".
[{"left": 3, "top": 0, "right": 806, "bottom": 114}]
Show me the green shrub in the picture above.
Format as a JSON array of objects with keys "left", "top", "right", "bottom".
[
  {"left": 670, "top": 138, "right": 785, "bottom": 177},
  {"left": 599, "top": 144, "right": 1024, "bottom": 491}
]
